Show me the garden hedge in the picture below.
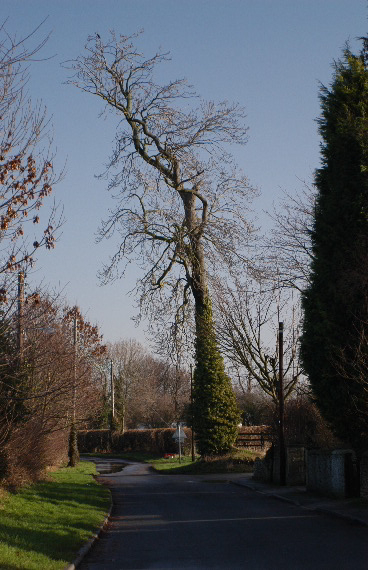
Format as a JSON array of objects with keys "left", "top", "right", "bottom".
[{"left": 78, "top": 427, "right": 193, "bottom": 455}]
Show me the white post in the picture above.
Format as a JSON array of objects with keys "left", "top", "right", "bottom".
[
  {"left": 178, "top": 424, "right": 182, "bottom": 463},
  {"left": 110, "top": 359, "right": 115, "bottom": 419}
]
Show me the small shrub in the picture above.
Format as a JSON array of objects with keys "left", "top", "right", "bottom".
[
  {"left": 1, "top": 420, "right": 69, "bottom": 488},
  {"left": 284, "top": 396, "right": 341, "bottom": 448}
]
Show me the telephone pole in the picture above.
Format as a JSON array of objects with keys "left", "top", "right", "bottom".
[
  {"left": 278, "top": 322, "right": 286, "bottom": 485},
  {"left": 68, "top": 313, "right": 79, "bottom": 467},
  {"left": 190, "top": 364, "right": 195, "bottom": 462},
  {"left": 73, "top": 315, "right": 77, "bottom": 422},
  {"left": 110, "top": 359, "right": 115, "bottom": 424},
  {"left": 17, "top": 271, "right": 25, "bottom": 364}
]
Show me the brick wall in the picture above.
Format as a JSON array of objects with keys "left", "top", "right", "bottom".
[
  {"left": 360, "top": 452, "right": 368, "bottom": 500},
  {"left": 253, "top": 445, "right": 306, "bottom": 485},
  {"left": 306, "top": 449, "right": 357, "bottom": 498}
]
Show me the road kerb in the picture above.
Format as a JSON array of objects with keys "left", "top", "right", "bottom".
[
  {"left": 232, "top": 479, "right": 368, "bottom": 528},
  {"left": 64, "top": 492, "right": 113, "bottom": 570}
]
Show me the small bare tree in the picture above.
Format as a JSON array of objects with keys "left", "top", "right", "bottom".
[
  {"left": 214, "top": 277, "right": 302, "bottom": 404},
  {"left": 106, "top": 339, "right": 190, "bottom": 430},
  {"left": 264, "top": 184, "right": 316, "bottom": 292},
  {"left": 106, "top": 339, "right": 147, "bottom": 431}
]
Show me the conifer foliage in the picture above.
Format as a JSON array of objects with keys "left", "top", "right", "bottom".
[{"left": 301, "top": 39, "right": 368, "bottom": 452}]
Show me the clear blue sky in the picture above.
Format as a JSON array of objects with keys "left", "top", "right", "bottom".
[{"left": 3, "top": 1, "right": 366, "bottom": 345}]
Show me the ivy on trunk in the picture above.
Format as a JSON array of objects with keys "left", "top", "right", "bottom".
[{"left": 193, "top": 300, "right": 239, "bottom": 456}]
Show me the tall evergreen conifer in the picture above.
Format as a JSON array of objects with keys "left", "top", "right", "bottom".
[{"left": 301, "top": 39, "right": 368, "bottom": 453}]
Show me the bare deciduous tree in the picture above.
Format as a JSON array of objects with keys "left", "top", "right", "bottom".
[
  {"left": 264, "top": 184, "right": 316, "bottom": 292},
  {"left": 106, "top": 339, "right": 190, "bottom": 430},
  {"left": 214, "top": 277, "right": 302, "bottom": 403},
  {"left": 67, "top": 31, "right": 257, "bottom": 454},
  {"left": 67, "top": 30, "right": 256, "bottom": 333}
]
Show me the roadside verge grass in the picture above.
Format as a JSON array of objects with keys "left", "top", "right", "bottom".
[
  {"left": 150, "top": 449, "right": 260, "bottom": 474},
  {"left": 0, "top": 461, "right": 110, "bottom": 570}
]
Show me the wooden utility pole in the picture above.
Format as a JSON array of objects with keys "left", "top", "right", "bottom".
[
  {"left": 278, "top": 322, "right": 286, "bottom": 485},
  {"left": 73, "top": 316, "right": 78, "bottom": 422},
  {"left": 18, "top": 271, "right": 25, "bottom": 364},
  {"left": 190, "top": 364, "right": 195, "bottom": 462},
  {"left": 68, "top": 314, "right": 79, "bottom": 467}
]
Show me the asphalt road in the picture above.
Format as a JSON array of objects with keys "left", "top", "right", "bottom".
[{"left": 79, "top": 462, "right": 368, "bottom": 570}]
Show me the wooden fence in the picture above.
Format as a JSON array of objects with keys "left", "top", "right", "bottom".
[{"left": 236, "top": 426, "right": 273, "bottom": 450}]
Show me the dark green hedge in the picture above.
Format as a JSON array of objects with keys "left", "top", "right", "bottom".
[
  {"left": 78, "top": 428, "right": 192, "bottom": 455},
  {"left": 78, "top": 429, "right": 111, "bottom": 453}
]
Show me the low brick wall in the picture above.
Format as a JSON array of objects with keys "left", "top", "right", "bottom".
[
  {"left": 253, "top": 445, "right": 306, "bottom": 485},
  {"left": 360, "top": 452, "right": 368, "bottom": 500},
  {"left": 255, "top": 447, "right": 363, "bottom": 495},
  {"left": 306, "top": 449, "right": 357, "bottom": 498},
  {"left": 272, "top": 445, "right": 306, "bottom": 485}
]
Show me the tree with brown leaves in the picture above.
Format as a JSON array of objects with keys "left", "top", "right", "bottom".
[{"left": 0, "top": 21, "right": 63, "bottom": 303}]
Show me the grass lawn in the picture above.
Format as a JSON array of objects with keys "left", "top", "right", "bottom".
[{"left": 0, "top": 462, "right": 111, "bottom": 570}]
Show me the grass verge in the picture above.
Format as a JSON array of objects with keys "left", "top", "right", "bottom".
[
  {"left": 150, "top": 449, "right": 260, "bottom": 474},
  {"left": 0, "top": 462, "right": 110, "bottom": 570}
]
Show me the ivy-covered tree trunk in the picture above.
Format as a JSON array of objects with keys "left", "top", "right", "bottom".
[
  {"left": 68, "top": 422, "right": 79, "bottom": 467},
  {"left": 192, "top": 299, "right": 239, "bottom": 456},
  {"left": 301, "top": 39, "right": 368, "bottom": 454},
  {"left": 181, "top": 182, "right": 239, "bottom": 456}
]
